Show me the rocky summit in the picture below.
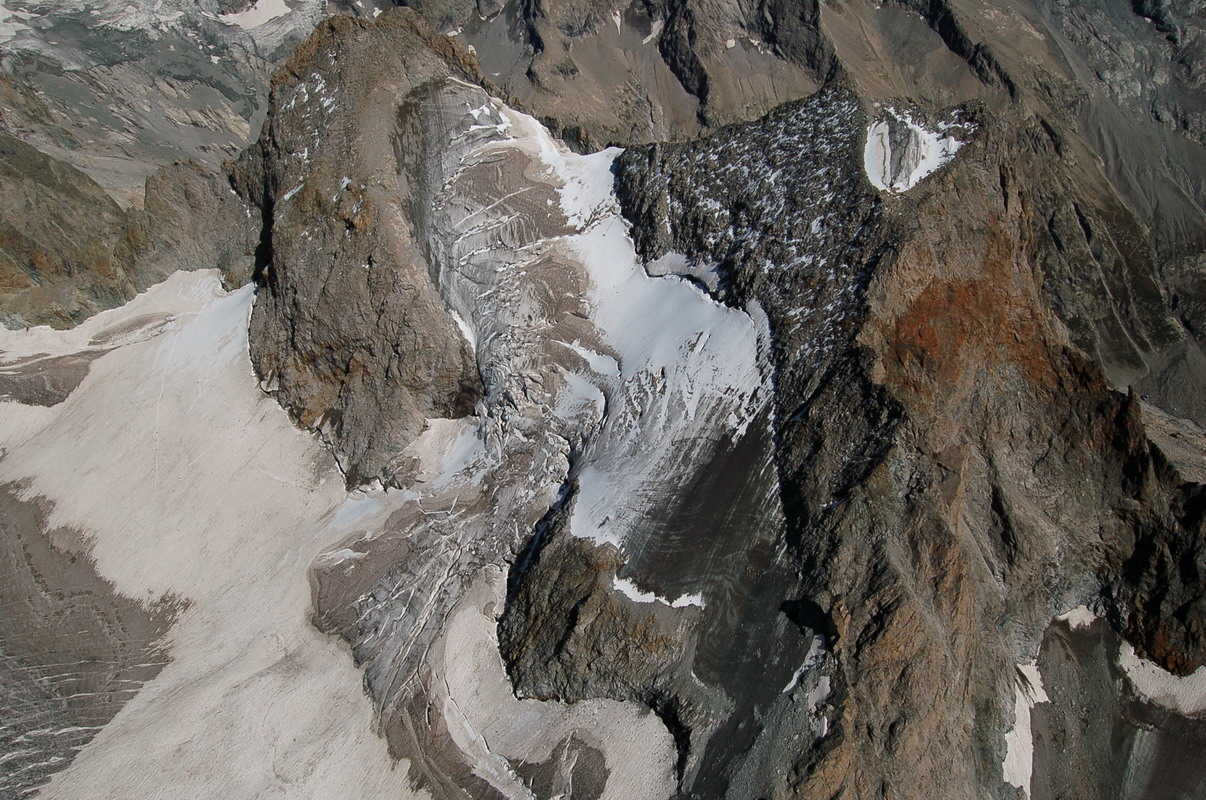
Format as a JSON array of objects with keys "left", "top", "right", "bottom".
[{"left": 0, "top": 2, "right": 1203, "bottom": 800}]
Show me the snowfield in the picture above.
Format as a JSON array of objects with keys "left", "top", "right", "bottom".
[{"left": 0, "top": 273, "right": 412, "bottom": 799}]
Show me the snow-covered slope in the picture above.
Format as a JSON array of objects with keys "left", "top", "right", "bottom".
[{"left": 0, "top": 273, "right": 408, "bottom": 799}]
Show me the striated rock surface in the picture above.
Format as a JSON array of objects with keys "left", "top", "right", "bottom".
[
  {"left": 611, "top": 81, "right": 1204, "bottom": 798},
  {"left": 0, "top": 135, "right": 257, "bottom": 328}
]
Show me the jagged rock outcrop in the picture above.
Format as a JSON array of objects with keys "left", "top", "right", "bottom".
[
  {"left": 0, "top": 134, "right": 256, "bottom": 329},
  {"left": 0, "top": 0, "right": 326, "bottom": 206},
  {"left": 230, "top": 12, "right": 485, "bottom": 487},
  {"left": 609, "top": 83, "right": 1204, "bottom": 799},
  {"left": 226, "top": 9, "right": 1203, "bottom": 799},
  {"left": 0, "top": 3, "right": 1203, "bottom": 800}
]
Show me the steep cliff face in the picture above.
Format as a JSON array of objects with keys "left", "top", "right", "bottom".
[
  {"left": 611, "top": 87, "right": 1204, "bottom": 799},
  {"left": 230, "top": 14, "right": 485, "bottom": 487},
  {"left": 0, "top": 133, "right": 257, "bottom": 328}
]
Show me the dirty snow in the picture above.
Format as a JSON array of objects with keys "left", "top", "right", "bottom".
[
  {"left": 611, "top": 575, "right": 704, "bottom": 609},
  {"left": 1055, "top": 604, "right": 1098, "bottom": 630},
  {"left": 1118, "top": 641, "right": 1206, "bottom": 714},
  {"left": 1002, "top": 663, "right": 1049, "bottom": 799},
  {"left": 219, "top": 0, "right": 291, "bottom": 29},
  {"left": 0, "top": 272, "right": 415, "bottom": 799}
]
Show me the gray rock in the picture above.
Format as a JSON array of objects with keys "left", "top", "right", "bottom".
[{"left": 231, "top": 12, "right": 485, "bottom": 488}]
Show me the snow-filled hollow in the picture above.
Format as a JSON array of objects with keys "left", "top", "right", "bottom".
[
  {"left": 219, "top": 0, "right": 291, "bottom": 29},
  {"left": 1002, "top": 663, "right": 1048, "bottom": 800},
  {"left": 863, "top": 108, "right": 965, "bottom": 193}
]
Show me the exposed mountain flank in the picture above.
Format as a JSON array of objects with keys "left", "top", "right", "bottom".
[
  {"left": 0, "top": 3, "right": 1202, "bottom": 800},
  {"left": 230, "top": 12, "right": 485, "bottom": 487},
  {"left": 0, "top": 137, "right": 257, "bottom": 328}
]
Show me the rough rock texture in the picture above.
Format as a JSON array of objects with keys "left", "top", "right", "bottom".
[
  {"left": 0, "top": 134, "right": 134, "bottom": 328},
  {"left": 0, "top": 134, "right": 257, "bottom": 329},
  {"left": 231, "top": 12, "right": 485, "bottom": 487},
  {"left": 609, "top": 84, "right": 1204, "bottom": 798},
  {"left": 0, "top": 2, "right": 1204, "bottom": 800},
  {"left": 382, "top": 0, "right": 1206, "bottom": 421},
  {"left": 224, "top": 8, "right": 1205, "bottom": 800},
  {"left": 1030, "top": 612, "right": 1206, "bottom": 800},
  {"left": 0, "top": 0, "right": 325, "bottom": 206}
]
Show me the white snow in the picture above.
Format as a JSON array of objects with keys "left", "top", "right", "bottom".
[
  {"left": 1002, "top": 663, "right": 1049, "bottom": 799},
  {"left": 1118, "top": 641, "right": 1206, "bottom": 714},
  {"left": 219, "top": 0, "right": 291, "bottom": 29},
  {"left": 473, "top": 104, "right": 766, "bottom": 593},
  {"left": 0, "top": 272, "right": 415, "bottom": 799},
  {"left": 642, "top": 18, "right": 663, "bottom": 45},
  {"left": 449, "top": 307, "right": 477, "bottom": 350},
  {"left": 1055, "top": 604, "right": 1098, "bottom": 630},
  {"left": 398, "top": 417, "right": 487, "bottom": 490},
  {"left": 611, "top": 575, "right": 704, "bottom": 609},
  {"left": 863, "top": 108, "right": 965, "bottom": 193}
]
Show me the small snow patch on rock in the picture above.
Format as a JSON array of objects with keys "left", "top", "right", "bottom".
[{"left": 863, "top": 107, "right": 969, "bottom": 193}]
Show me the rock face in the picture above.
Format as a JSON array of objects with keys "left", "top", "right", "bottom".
[
  {"left": 0, "top": 0, "right": 318, "bottom": 327},
  {"left": 0, "top": 136, "right": 257, "bottom": 328},
  {"left": 610, "top": 82, "right": 1206, "bottom": 798},
  {"left": 0, "top": 0, "right": 324, "bottom": 205},
  {"left": 231, "top": 13, "right": 484, "bottom": 487},
  {"left": 223, "top": 12, "right": 1202, "bottom": 799}
]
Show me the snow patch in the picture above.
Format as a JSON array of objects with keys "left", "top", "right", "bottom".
[
  {"left": 611, "top": 575, "right": 704, "bottom": 609},
  {"left": 642, "top": 18, "right": 663, "bottom": 45},
  {"left": 782, "top": 635, "right": 826, "bottom": 693},
  {"left": 219, "top": 0, "right": 291, "bottom": 29},
  {"left": 1055, "top": 604, "right": 1098, "bottom": 630},
  {"left": 1002, "top": 663, "right": 1049, "bottom": 800},
  {"left": 491, "top": 105, "right": 766, "bottom": 552},
  {"left": 1118, "top": 641, "right": 1206, "bottom": 714},
  {"left": 863, "top": 108, "right": 966, "bottom": 193}
]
